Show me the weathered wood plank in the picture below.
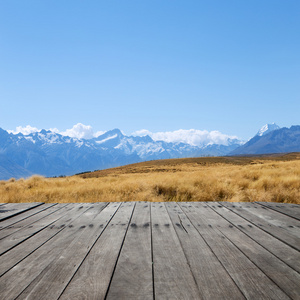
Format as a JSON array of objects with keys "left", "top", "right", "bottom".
[
  {"left": 16, "top": 202, "right": 117, "bottom": 300},
  {"left": 0, "top": 203, "right": 43, "bottom": 221},
  {"left": 221, "top": 202, "right": 300, "bottom": 250},
  {"left": 0, "top": 204, "right": 92, "bottom": 277},
  {"left": 106, "top": 202, "right": 153, "bottom": 300},
  {"left": 0, "top": 204, "right": 73, "bottom": 255},
  {"left": 0, "top": 202, "right": 299, "bottom": 300},
  {"left": 257, "top": 201, "right": 300, "bottom": 221},
  {"left": 0, "top": 203, "right": 108, "bottom": 299},
  {"left": 180, "top": 202, "right": 289, "bottom": 300},
  {"left": 0, "top": 203, "right": 57, "bottom": 230},
  {"left": 212, "top": 202, "right": 300, "bottom": 273},
  {"left": 151, "top": 202, "right": 201, "bottom": 300},
  {"left": 205, "top": 202, "right": 300, "bottom": 299},
  {"left": 235, "top": 202, "right": 300, "bottom": 238},
  {"left": 60, "top": 202, "right": 134, "bottom": 300},
  {"left": 165, "top": 202, "right": 244, "bottom": 300},
  {"left": 0, "top": 203, "right": 67, "bottom": 240}
]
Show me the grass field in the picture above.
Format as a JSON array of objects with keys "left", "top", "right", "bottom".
[{"left": 1, "top": 153, "right": 300, "bottom": 204}]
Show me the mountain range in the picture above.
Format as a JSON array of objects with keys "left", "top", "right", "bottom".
[
  {"left": 230, "top": 125, "right": 300, "bottom": 156},
  {"left": 0, "top": 127, "right": 242, "bottom": 180},
  {"left": 0, "top": 123, "right": 299, "bottom": 180}
]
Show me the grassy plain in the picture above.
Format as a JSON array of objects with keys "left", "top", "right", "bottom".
[{"left": 1, "top": 153, "right": 299, "bottom": 204}]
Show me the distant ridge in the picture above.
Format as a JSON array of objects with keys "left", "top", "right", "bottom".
[
  {"left": 230, "top": 125, "right": 300, "bottom": 155},
  {"left": 0, "top": 127, "right": 242, "bottom": 179},
  {"left": 1, "top": 124, "right": 299, "bottom": 180},
  {"left": 0, "top": 154, "right": 33, "bottom": 180}
]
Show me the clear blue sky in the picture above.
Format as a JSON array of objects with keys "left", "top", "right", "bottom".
[{"left": 0, "top": 0, "right": 299, "bottom": 139}]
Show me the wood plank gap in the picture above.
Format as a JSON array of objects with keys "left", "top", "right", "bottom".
[
  {"left": 59, "top": 202, "right": 134, "bottom": 300},
  {"left": 0, "top": 203, "right": 58, "bottom": 230},
  {"left": 151, "top": 202, "right": 202, "bottom": 299},
  {"left": 167, "top": 202, "right": 245, "bottom": 300},
  {"left": 213, "top": 202, "right": 300, "bottom": 274},
  {"left": 165, "top": 203, "right": 212, "bottom": 299},
  {"left": 150, "top": 201, "right": 155, "bottom": 300},
  {"left": 105, "top": 202, "right": 153, "bottom": 300},
  {"left": 256, "top": 202, "right": 300, "bottom": 221},
  {"left": 104, "top": 203, "right": 137, "bottom": 300},
  {"left": 57, "top": 202, "right": 118, "bottom": 299},
  {"left": 0, "top": 203, "right": 68, "bottom": 240},
  {"left": 0, "top": 204, "right": 92, "bottom": 277},
  {"left": 13, "top": 203, "right": 111, "bottom": 300},
  {"left": 0, "top": 203, "right": 98, "bottom": 298},
  {"left": 0, "top": 203, "right": 44, "bottom": 222},
  {"left": 237, "top": 202, "right": 300, "bottom": 238},
  {"left": 178, "top": 203, "right": 248, "bottom": 299},
  {"left": 0, "top": 204, "right": 74, "bottom": 256},
  {"left": 220, "top": 202, "right": 300, "bottom": 251},
  {"left": 206, "top": 203, "right": 300, "bottom": 299},
  {"left": 0, "top": 217, "right": 71, "bottom": 277},
  {"left": 177, "top": 203, "right": 247, "bottom": 300},
  {"left": 179, "top": 202, "right": 289, "bottom": 300}
]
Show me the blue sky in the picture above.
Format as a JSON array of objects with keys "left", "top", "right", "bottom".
[{"left": 0, "top": 0, "right": 299, "bottom": 140}]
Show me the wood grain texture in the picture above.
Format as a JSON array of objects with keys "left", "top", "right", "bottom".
[
  {"left": 151, "top": 202, "right": 201, "bottom": 300},
  {"left": 0, "top": 203, "right": 67, "bottom": 240},
  {"left": 16, "top": 202, "right": 111, "bottom": 300},
  {"left": 165, "top": 202, "right": 244, "bottom": 300},
  {"left": 0, "top": 204, "right": 92, "bottom": 277},
  {"left": 0, "top": 203, "right": 105, "bottom": 299},
  {"left": 0, "top": 202, "right": 299, "bottom": 300},
  {"left": 106, "top": 202, "right": 153, "bottom": 300},
  {"left": 221, "top": 202, "right": 300, "bottom": 250},
  {"left": 0, "top": 203, "right": 57, "bottom": 230},
  {"left": 234, "top": 202, "right": 300, "bottom": 238},
  {"left": 257, "top": 201, "right": 300, "bottom": 221},
  {"left": 206, "top": 202, "right": 300, "bottom": 299},
  {"left": 60, "top": 202, "right": 134, "bottom": 300},
  {"left": 180, "top": 202, "right": 289, "bottom": 300},
  {"left": 213, "top": 202, "right": 300, "bottom": 273},
  {"left": 0, "top": 203, "right": 43, "bottom": 221},
  {"left": 0, "top": 204, "right": 73, "bottom": 255}
]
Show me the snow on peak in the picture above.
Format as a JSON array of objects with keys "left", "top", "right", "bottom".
[
  {"left": 257, "top": 123, "right": 280, "bottom": 136},
  {"left": 8, "top": 124, "right": 106, "bottom": 140},
  {"left": 7, "top": 125, "right": 243, "bottom": 148},
  {"left": 95, "top": 134, "right": 118, "bottom": 144}
]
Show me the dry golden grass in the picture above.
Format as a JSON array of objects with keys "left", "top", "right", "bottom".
[{"left": 1, "top": 153, "right": 300, "bottom": 204}]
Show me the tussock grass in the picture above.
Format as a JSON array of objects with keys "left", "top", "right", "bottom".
[{"left": 1, "top": 154, "right": 299, "bottom": 204}]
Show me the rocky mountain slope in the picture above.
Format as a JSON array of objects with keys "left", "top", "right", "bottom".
[
  {"left": 2, "top": 123, "right": 298, "bottom": 180},
  {"left": 230, "top": 125, "right": 300, "bottom": 155},
  {"left": 0, "top": 128, "right": 242, "bottom": 179}
]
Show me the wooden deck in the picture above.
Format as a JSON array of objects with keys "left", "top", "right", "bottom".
[{"left": 0, "top": 202, "right": 299, "bottom": 300}]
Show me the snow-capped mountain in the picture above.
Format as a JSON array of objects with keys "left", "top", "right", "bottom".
[
  {"left": 256, "top": 123, "right": 280, "bottom": 136},
  {"left": 230, "top": 125, "right": 300, "bottom": 155},
  {"left": 0, "top": 127, "right": 243, "bottom": 179},
  {"left": 2, "top": 122, "right": 299, "bottom": 180}
]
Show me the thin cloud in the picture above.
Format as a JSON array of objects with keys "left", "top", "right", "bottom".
[
  {"left": 8, "top": 123, "right": 105, "bottom": 139},
  {"left": 56, "top": 124, "right": 106, "bottom": 139},
  {"left": 8, "top": 125, "right": 40, "bottom": 135},
  {"left": 8, "top": 124, "right": 239, "bottom": 145},
  {"left": 132, "top": 129, "right": 239, "bottom": 146}
]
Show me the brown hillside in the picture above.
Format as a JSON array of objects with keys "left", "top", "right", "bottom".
[
  {"left": 77, "top": 152, "right": 300, "bottom": 178},
  {"left": 1, "top": 153, "right": 300, "bottom": 204}
]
